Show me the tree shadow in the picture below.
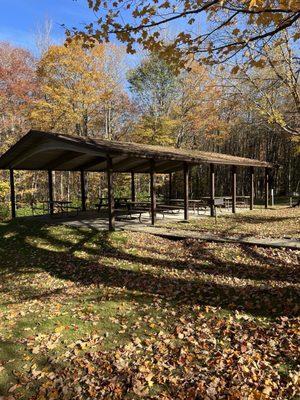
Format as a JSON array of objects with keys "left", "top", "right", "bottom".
[
  {"left": 184, "top": 240, "right": 300, "bottom": 283},
  {"left": 1, "top": 218, "right": 299, "bottom": 399},
  {"left": 0, "top": 220, "right": 299, "bottom": 318},
  {"left": 220, "top": 213, "right": 299, "bottom": 228}
]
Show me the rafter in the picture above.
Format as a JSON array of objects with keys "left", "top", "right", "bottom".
[
  {"left": 42, "top": 151, "right": 84, "bottom": 170},
  {"left": 76, "top": 156, "right": 107, "bottom": 171},
  {"left": 112, "top": 157, "right": 145, "bottom": 172}
]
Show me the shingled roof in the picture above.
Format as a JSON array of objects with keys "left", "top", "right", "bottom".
[{"left": 0, "top": 130, "right": 272, "bottom": 173}]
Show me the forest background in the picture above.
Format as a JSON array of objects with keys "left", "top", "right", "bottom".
[{"left": 0, "top": 15, "right": 299, "bottom": 214}]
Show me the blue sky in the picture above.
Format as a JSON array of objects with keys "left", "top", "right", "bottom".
[
  {"left": 0, "top": 0, "right": 198, "bottom": 53},
  {"left": 0, "top": 0, "right": 95, "bottom": 52},
  {"left": 0, "top": 0, "right": 207, "bottom": 73}
]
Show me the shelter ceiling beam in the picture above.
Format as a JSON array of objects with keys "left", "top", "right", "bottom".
[
  {"left": 9, "top": 144, "right": 50, "bottom": 168},
  {"left": 111, "top": 157, "right": 145, "bottom": 172},
  {"left": 42, "top": 151, "right": 84, "bottom": 170},
  {"left": 155, "top": 161, "right": 187, "bottom": 173},
  {"left": 76, "top": 156, "right": 107, "bottom": 171},
  {"left": 130, "top": 160, "right": 152, "bottom": 173}
]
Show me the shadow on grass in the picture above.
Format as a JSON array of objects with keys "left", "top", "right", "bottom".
[{"left": 0, "top": 219, "right": 299, "bottom": 319}]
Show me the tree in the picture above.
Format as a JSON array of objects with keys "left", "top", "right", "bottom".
[
  {"left": 128, "top": 54, "right": 179, "bottom": 144},
  {"left": 0, "top": 42, "right": 37, "bottom": 151},
  {"left": 35, "top": 18, "right": 53, "bottom": 57},
  {"left": 128, "top": 55, "right": 178, "bottom": 116},
  {"left": 69, "top": 0, "right": 300, "bottom": 67},
  {"left": 128, "top": 55, "right": 229, "bottom": 146},
  {"left": 30, "top": 40, "right": 132, "bottom": 202},
  {"left": 228, "top": 32, "right": 300, "bottom": 137},
  {"left": 31, "top": 40, "right": 128, "bottom": 138},
  {"left": 0, "top": 42, "right": 38, "bottom": 209},
  {"left": 0, "top": 180, "right": 9, "bottom": 201},
  {"left": 97, "top": 44, "right": 133, "bottom": 140},
  {"left": 173, "top": 63, "right": 230, "bottom": 148}
]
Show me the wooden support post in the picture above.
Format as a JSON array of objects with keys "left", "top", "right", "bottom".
[
  {"left": 48, "top": 170, "right": 54, "bottom": 215},
  {"left": 80, "top": 170, "right": 86, "bottom": 212},
  {"left": 250, "top": 166, "right": 254, "bottom": 210},
  {"left": 9, "top": 169, "right": 16, "bottom": 219},
  {"left": 150, "top": 160, "right": 156, "bottom": 225},
  {"left": 107, "top": 156, "right": 115, "bottom": 231},
  {"left": 265, "top": 167, "right": 269, "bottom": 209},
  {"left": 169, "top": 172, "right": 172, "bottom": 204},
  {"left": 210, "top": 164, "right": 215, "bottom": 217},
  {"left": 183, "top": 163, "right": 189, "bottom": 221},
  {"left": 231, "top": 165, "right": 237, "bottom": 214},
  {"left": 131, "top": 172, "right": 136, "bottom": 203}
]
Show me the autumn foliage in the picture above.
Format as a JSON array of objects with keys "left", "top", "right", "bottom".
[
  {"left": 0, "top": 211, "right": 299, "bottom": 398},
  {"left": 0, "top": 34, "right": 299, "bottom": 207},
  {"left": 70, "top": 0, "right": 300, "bottom": 67},
  {"left": 31, "top": 40, "right": 128, "bottom": 138},
  {"left": 0, "top": 43, "right": 36, "bottom": 150},
  {"left": 0, "top": 13, "right": 299, "bottom": 398}
]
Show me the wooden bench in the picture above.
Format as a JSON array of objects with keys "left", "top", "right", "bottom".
[
  {"left": 115, "top": 208, "right": 144, "bottom": 222},
  {"left": 292, "top": 197, "right": 300, "bottom": 207},
  {"left": 95, "top": 198, "right": 108, "bottom": 212},
  {"left": 208, "top": 198, "right": 225, "bottom": 218},
  {"left": 48, "top": 201, "right": 81, "bottom": 216},
  {"left": 170, "top": 199, "right": 210, "bottom": 214},
  {"left": 30, "top": 200, "right": 47, "bottom": 215},
  {"left": 116, "top": 207, "right": 165, "bottom": 222},
  {"left": 61, "top": 204, "right": 81, "bottom": 215},
  {"left": 236, "top": 196, "right": 250, "bottom": 208},
  {"left": 155, "top": 204, "right": 182, "bottom": 214}
]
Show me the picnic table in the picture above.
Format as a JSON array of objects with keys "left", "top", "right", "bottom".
[
  {"left": 170, "top": 198, "right": 210, "bottom": 213},
  {"left": 170, "top": 197, "right": 250, "bottom": 212},
  {"left": 126, "top": 201, "right": 151, "bottom": 209},
  {"left": 114, "top": 197, "right": 131, "bottom": 207},
  {"left": 199, "top": 196, "right": 251, "bottom": 209},
  {"left": 42, "top": 200, "right": 80, "bottom": 215},
  {"left": 95, "top": 197, "right": 108, "bottom": 212},
  {"left": 95, "top": 198, "right": 151, "bottom": 213},
  {"left": 171, "top": 196, "right": 251, "bottom": 210},
  {"left": 212, "top": 196, "right": 250, "bottom": 209},
  {"left": 95, "top": 197, "right": 135, "bottom": 212},
  {"left": 236, "top": 196, "right": 250, "bottom": 207},
  {"left": 292, "top": 196, "right": 300, "bottom": 207},
  {"left": 115, "top": 200, "right": 183, "bottom": 222},
  {"left": 30, "top": 199, "right": 48, "bottom": 215},
  {"left": 115, "top": 203, "right": 165, "bottom": 222}
]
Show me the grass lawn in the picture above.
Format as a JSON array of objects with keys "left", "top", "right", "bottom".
[
  {"left": 163, "top": 207, "right": 300, "bottom": 239},
  {"left": 0, "top": 211, "right": 299, "bottom": 399}
]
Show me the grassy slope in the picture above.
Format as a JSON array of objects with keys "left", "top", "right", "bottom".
[{"left": 0, "top": 214, "right": 299, "bottom": 399}]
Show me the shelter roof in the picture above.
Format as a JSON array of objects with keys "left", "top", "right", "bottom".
[{"left": 0, "top": 130, "right": 272, "bottom": 172}]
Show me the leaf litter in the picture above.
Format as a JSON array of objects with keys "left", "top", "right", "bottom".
[{"left": 0, "top": 222, "right": 299, "bottom": 399}]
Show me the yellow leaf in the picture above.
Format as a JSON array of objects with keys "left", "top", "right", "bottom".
[{"left": 54, "top": 325, "right": 65, "bottom": 333}]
